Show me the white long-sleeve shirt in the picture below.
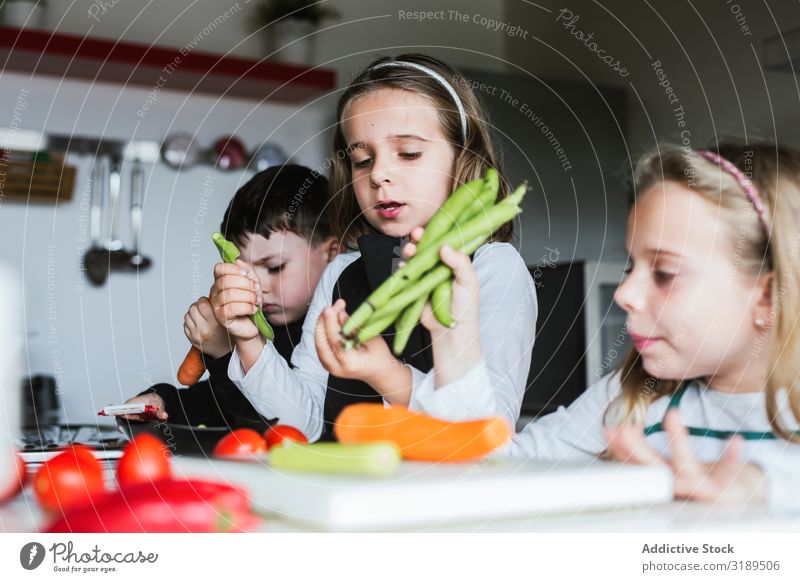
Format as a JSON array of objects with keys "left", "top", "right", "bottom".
[
  {"left": 228, "top": 242, "right": 537, "bottom": 442},
  {"left": 506, "top": 373, "right": 800, "bottom": 513}
]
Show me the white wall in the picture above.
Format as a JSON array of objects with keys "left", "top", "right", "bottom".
[
  {"left": 0, "top": 0, "right": 509, "bottom": 423},
  {"left": 0, "top": 72, "right": 328, "bottom": 422}
]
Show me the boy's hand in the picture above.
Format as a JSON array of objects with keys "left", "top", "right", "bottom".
[
  {"left": 210, "top": 259, "right": 262, "bottom": 342},
  {"left": 184, "top": 296, "right": 232, "bottom": 359},
  {"left": 315, "top": 299, "right": 412, "bottom": 405},
  {"left": 120, "top": 393, "right": 168, "bottom": 422},
  {"left": 604, "top": 409, "right": 767, "bottom": 505}
]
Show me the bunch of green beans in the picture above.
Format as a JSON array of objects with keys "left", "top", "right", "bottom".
[{"left": 341, "top": 169, "right": 527, "bottom": 355}]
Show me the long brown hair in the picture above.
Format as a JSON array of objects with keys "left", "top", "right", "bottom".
[
  {"left": 329, "top": 53, "right": 511, "bottom": 249},
  {"left": 607, "top": 140, "right": 800, "bottom": 442}
]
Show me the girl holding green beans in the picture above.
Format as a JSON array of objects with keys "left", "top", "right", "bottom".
[{"left": 212, "top": 54, "right": 537, "bottom": 442}]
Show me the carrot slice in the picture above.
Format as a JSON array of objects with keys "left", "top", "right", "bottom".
[
  {"left": 177, "top": 346, "right": 205, "bottom": 386},
  {"left": 334, "top": 403, "right": 512, "bottom": 462}
]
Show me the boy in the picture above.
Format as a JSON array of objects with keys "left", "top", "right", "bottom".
[{"left": 124, "top": 165, "right": 340, "bottom": 429}]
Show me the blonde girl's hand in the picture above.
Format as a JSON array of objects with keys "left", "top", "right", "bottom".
[
  {"left": 401, "top": 227, "right": 481, "bottom": 337},
  {"left": 604, "top": 409, "right": 767, "bottom": 505},
  {"left": 315, "top": 298, "right": 411, "bottom": 405}
]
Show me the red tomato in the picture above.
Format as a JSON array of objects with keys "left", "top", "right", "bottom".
[
  {"left": 263, "top": 425, "right": 307, "bottom": 450},
  {"left": 0, "top": 451, "right": 26, "bottom": 505},
  {"left": 33, "top": 445, "right": 105, "bottom": 512},
  {"left": 213, "top": 429, "right": 267, "bottom": 458},
  {"left": 116, "top": 433, "right": 172, "bottom": 487}
]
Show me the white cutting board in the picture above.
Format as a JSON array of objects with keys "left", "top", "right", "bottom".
[{"left": 172, "top": 455, "right": 672, "bottom": 531}]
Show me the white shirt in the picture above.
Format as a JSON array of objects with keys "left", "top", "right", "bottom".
[
  {"left": 506, "top": 373, "right": 800, "bottom": 512},
  {"left": 228, "top": 242, "right": 537, "bottom": 442}
]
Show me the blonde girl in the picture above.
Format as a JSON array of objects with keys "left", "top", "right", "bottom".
[{"left": 508, "top": 141, "right": 800, "bottom": 510}]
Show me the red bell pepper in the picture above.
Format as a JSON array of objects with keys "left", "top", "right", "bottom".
[{"left": 43, "top": 478, "right": 260, "bottom": 533}]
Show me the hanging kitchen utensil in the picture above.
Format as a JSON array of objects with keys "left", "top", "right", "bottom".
[
  {"left": 161, "top": 133, "right": 202, "bottom": 170},
  {"left": 83, "top": 157, "right": 110, "bottom": 286},
  {"left": 105, "top": 156, "right": 134, "bottom": 269},
  {"left": 126, "top": 159, "right": 152, "bottom": 271},
  {"left": 213, "top": 135, "right": 247, "bottom": 171},
  {"left": 251, "top": 142, "right": 288, "bottom": 172}
]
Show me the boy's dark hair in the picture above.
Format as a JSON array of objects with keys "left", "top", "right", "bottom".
[{"left": 220, "top": 164, "right": 332, "bottom": 248}]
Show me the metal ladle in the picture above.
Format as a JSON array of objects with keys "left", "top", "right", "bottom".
[{"left": 82, "top": 156, "right": 110, "bottom": 286}]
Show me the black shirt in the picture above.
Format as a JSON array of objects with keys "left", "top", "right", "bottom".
[
  {"left": 141, "top": 318, "right": 303, "bottom": 429},
  {"left": 321, "top": 234, "right": 434, "bottom": 440}
]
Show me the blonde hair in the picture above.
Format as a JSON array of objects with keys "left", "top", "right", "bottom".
[
  {"left": 329, "top": 53, "right": 511, "bottom": 249},
  {"left": 606, "top": 140, "right": 800, "bottom": 442}
]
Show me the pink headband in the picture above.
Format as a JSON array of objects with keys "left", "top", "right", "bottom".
[{"left": 697, "top": 150, "right": 771, "bottom": 232}]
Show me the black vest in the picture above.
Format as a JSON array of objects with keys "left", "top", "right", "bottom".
[{"left": 322, "top": 234, "right": 434, "bottom": 440}]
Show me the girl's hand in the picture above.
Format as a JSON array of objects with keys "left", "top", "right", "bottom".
[
  {"left": 184, "top": 295, "right": 232, "bottom": 359},
  {"left": 604, "top": 409, "right": 767, "bottom": 505},
  {"left": 209, "top": 259, "right": 261, "bottom": 342},
  {"left": 401, "top": 227, "right": 483, "bottom": 388},
  {"left": 315, "top": 299, "right": 412, "bottom": 405},
  {"left": 401, "top": 227, "right": 481, "bottom": 337}
]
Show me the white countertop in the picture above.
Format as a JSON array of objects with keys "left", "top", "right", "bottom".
[
  {"left": 3, "top": 488, "right": 798, "bottom": 533},
  {"left": 3, "top": 456, "right": 798, "bottom": 533}
]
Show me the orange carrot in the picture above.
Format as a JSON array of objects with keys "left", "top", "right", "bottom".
[
  {"left": 334, "top": 403, "right": 512, "bottom": 462},
  {"left": 177, "top": 346, "right": 205, "bottom": 386}
]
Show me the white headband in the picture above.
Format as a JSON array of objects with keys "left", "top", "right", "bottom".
[{"left": 371, "top": 61, "right": 468, "bottom": 143}]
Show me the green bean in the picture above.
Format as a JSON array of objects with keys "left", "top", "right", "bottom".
[
  {"left": 392, "top": 293, "right": 429, "bottom": 356},
  {"left": 431, "top": 279, "right": 453, "bottom": 328},
  {"left": 268, "top": 441, "right": 401, "bottom": 476},
  {"left": 481, "top": 168, "right": 500, "bottom": 205},
  {"left": 415, "top": 177, "right": 485, "bottom": 253},
  {"left": 355, "top": 310, "right": 399, "bottom": 344},
  {"left": 211, "top": 232, "right": 275, "bottom": 341},
  {"left": 212, "top": 233, "right": 236, "bottom": 262},
  {"left": 460, "top": 170, "right": 500, "bottom": 224},
  {"left": 342, "top": 302, "right": 375, "bottom": 337}
]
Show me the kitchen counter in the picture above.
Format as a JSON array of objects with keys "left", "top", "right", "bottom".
[
  {"left": 3, "top": 456, "right": 798, "bottom": 533},
  {"left": 3, "top": 487, "right": 798, "bottom": 533}
]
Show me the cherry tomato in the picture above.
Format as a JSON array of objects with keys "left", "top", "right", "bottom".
[
  {"left": 116, "top": 433, "right": 172, "bottom": 487},
  {"left": 33, "top": 445, "right": 105, "bottom": 512},
  {"left": 213, "top": 429, "right": 267, "bottom": 458},
  {"left": 0, "top": 451, "right": 26, "bottom": 505},
  {"left": 263, "top": 425, "right": 308, "bottom": 450}
]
